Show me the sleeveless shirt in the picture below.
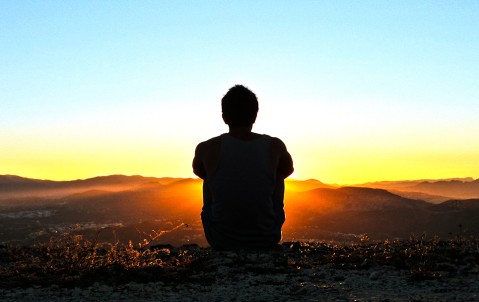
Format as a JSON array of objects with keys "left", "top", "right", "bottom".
[{"left": 201, "top": 133, "right": 285, "bottom": 249}]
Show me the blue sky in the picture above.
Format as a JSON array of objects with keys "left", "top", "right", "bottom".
[{"left": 1, "top": 1, "right": 479, "bottom": 183}]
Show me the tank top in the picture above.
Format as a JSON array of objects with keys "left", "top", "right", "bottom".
[{"left": 201, "top": 133, "right": 284, "bottom": 248}]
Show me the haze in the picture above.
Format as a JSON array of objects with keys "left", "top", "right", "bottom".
[{"left": 2, "top": 175, "right": 479, "bottom": 246}]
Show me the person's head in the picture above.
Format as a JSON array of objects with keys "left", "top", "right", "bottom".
[{"left": 221, "top": 85, "right": 259, "bottom": 128}]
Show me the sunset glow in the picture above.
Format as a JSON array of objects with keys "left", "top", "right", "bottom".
[{"left": 1, "top": 2, "right": 478, "bottom": 185}]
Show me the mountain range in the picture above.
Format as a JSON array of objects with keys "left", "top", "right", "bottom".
[
  {"left": 357, "top": 177, "right": 479, "bottom": 201},
  {"left": 1, "top": 175, "right": 478, "bottom": 246}
]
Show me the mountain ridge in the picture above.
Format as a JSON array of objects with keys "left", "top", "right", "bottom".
[
  {"left": 1, "top": 174, "right": 479, "bottom": 245},
  {"left": 355, "top": 178, "right": 479, "bottom": 200}
]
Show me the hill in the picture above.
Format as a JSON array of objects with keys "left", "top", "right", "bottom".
[
  {"left": 1, "top": 175, "right": 479, "bottom": 245},
  {"left": 0, "top": 174, "right": 183, "bottom": 201},
  {"left": 357, "top": 178, "right": 479, "bottom": 200},
  {"left": 285, "top": 179, "right": 335, "bottom": 191},
  {"left": 284, "top": 187, "right": 430, "bottom": 240}
]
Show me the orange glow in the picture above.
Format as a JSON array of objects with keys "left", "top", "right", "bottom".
[{"left": 3, "top": 175, "right": 477, "bottom": 245}]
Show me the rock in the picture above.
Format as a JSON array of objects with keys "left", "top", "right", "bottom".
[
  {"left": 369, "top": 270, "right": 381, "bottom": 280},
  {"left": 97, "top": 284, "right": 111, "bottom": 293},
  {"left": 360, "top": 258, "right": 377, "bottom": 269},
  {"left": 333, "top": 275, "right": 345, "bottom": 282},
  {"left": 71, "top": 287, "right": 82, "bottom": 298},
  {"left": 437, "top": 262, "right": 457, "bottom": 273},
  {"left": 217, "top": 265, "right": 230, "bottom": 275},
  {"left": 49, "top": 284, "right": 60, "bottom": 290}
]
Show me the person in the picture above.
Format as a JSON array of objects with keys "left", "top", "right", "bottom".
[{"left": 192, "top": 85, "right": 294, "bottom": 249}]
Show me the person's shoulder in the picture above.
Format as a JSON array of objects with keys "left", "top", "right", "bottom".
[
  {"left": 200, "top": 135, "right": 222, "bottom": 147},
  {"left": 267, "top": 135, "right": 293, "bottom": 178},
  {"left": 268, "top": 136, "right": 287, "bottom": 151},
  {"left": 195, "top": 135, "right": 222, "bottom": 154}
]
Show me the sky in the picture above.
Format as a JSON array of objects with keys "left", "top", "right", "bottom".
[{"left": 1, "top": 1, "right": 478, "bottom": 185}]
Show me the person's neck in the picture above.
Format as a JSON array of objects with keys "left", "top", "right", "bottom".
[{"left": 228, "top": 126, "right": 259, "bottom": 140}]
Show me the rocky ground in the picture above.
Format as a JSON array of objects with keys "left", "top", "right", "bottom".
[{"left": 1, "top": 240, "right": 478, "bottom": 301}]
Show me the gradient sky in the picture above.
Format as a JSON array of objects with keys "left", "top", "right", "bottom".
[{"left": 1, "top": 1, "right": 478, "bottom": 184}]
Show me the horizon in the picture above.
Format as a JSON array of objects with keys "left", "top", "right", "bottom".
[
  {"left": 1, "top": 173, "right": 477, "bottom": 187},
  {"left": 2, "top": 170, "right": 479, "bottom": 249},
  {"left": 1, "top": 2, "right": 479, "bottom": 184}
]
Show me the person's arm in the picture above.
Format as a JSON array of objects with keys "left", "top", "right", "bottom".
[
  {"left": 192, "top": 143, "right": 207, "bottom": 179},
  {"left": 272, "top": 138, "right": 294, "bottom": 179}
]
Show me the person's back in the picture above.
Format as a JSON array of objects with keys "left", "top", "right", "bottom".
[{"left": 193, "top": 85, "right": 293, "bottom": 249}]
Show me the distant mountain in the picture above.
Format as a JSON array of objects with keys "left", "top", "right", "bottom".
[
  {"left": 0, "top": 175, "right": 184, "bottom": 200},
  {"left": 285, "top": 179, "right": 335, "bottom": 192},
  {"left": 2, "top": 175, "right": 479, "bottom": 245},
  {"left": 360, "top": 177, "right": 475, "bottom": 188},
  {"left": 412, "top": 180, "right": 479, "bottom": 199},
  {"left": 0, "top": 174, "right": 178, "bottom": 188},
  {"left": 283, "top": 186, "right": 433, "bottom": 239},
  {"left": 284, "top": 185, "right": 479, "bottom": 240},
  {"left": 436, "top": 199, "right": 479, "bottom": 210},
  {"left": 288, "top": 187, "right": 429, "bottom": 212},
  {"left": 0, "top": 175, "right": 54, "bottom": 186},
  {"left": 0, "top": 177, "right": 204, "bottom": 246},
  {"left": 357, "top": 178, "right": 479, "bottom": 200},
  {"left": 385, "top": 190, "right": 451, "bottom": 204}
]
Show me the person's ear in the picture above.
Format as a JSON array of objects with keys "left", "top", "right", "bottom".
[
  {"left": 222, "top": 113, "right": 229, "bottom": 125},
  {"left": 251, "top": 112, "right": 258, "bottom": 124}
]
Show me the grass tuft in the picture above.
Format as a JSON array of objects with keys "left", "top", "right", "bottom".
[{"left": 1, "top": 230, "right": 478, "bottom": 288}]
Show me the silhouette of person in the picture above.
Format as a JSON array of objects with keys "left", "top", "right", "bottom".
[{"left": 193, "top": 85, "right": 294, "bottom": 249}]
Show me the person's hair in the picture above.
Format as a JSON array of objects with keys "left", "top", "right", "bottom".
[{"left": 221, "top": 85, "right": 259, "bottom": 127}]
